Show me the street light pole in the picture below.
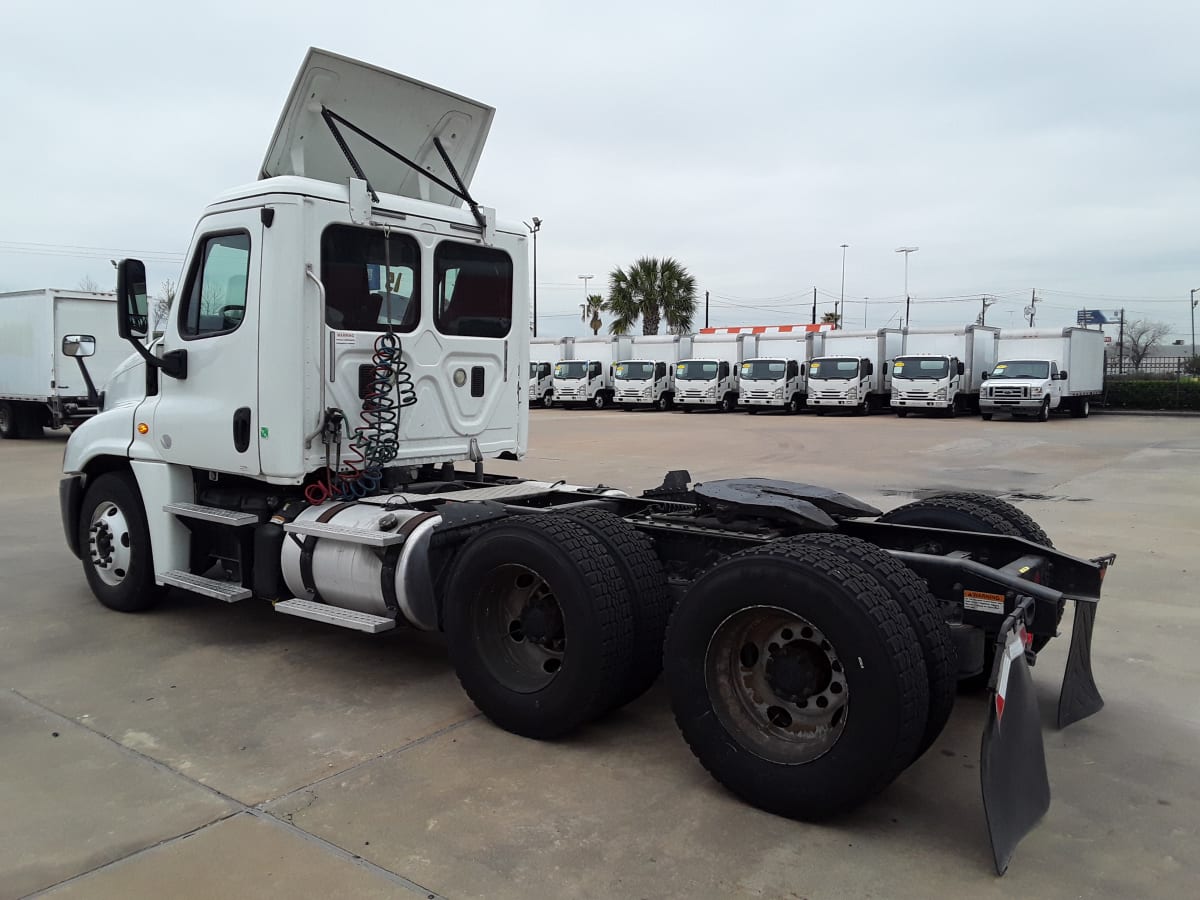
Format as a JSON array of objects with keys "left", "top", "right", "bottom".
[
  {"left": 839, "top": 244, "right": 849, "bottom": 326},
  {"left": 524, "top": 217, "right": 542, "bottom": 336},
  {"left": 578, "top": 274, "right": 594, "bottom": 301},
  {"left": 895, "top": 246, "right": 919, "bottom": 328},
  {"left": 1191, "top": 288, "right": 1199, "bottom": 357}
]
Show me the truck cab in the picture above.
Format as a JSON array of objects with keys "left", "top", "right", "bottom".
[
  {"left": 529, "top": 361, "right": 554, "bottom": 407},
  {"left": 674, "top": 358, "right": 738, "bottom": 412},
  {"left": 614, "top": 359, "right": 673, "bottom": 410},
  {"left": 806, "top": 356, "right": 874, "bottom": 414},
  {"left": 738, "top": 358, "right": 803, "bottom": 413},
  {"left": 980, "top": 359, "right": 1063, "bottom": 420},
  {"left": 890, "top": 354, "right": 964, "bottom": 415},
  {"left": 553, "top": 359, "right": 613, "bottom": 409}
]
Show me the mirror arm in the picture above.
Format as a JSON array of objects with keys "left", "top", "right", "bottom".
[
  {"left": 122, "top": 338, "right": 188, "bottom": 380},
  {"left": 73, "top": 357, "right": 100, "bottom": 407}
]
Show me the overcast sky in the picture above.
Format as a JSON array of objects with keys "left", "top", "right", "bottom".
[{"left": 2, "top": 1, "right": 1198, "bottom": 342}]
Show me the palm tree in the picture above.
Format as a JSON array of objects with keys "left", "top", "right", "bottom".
[
  {"left": 605, "top": 257, "right": 697, "bottom": 336},
  {"left": 581, "top": 294, "right": 605, "bottom": 335},
  {"left": 821, "top": 311, "right": 841, "bottom": 328}
]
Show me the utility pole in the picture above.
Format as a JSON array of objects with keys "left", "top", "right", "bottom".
[
  {"left": 811, "top": 286, "right": 817, "bottom": 325},
  {"left": 705, "top": 290, "right": 709, "bottom": 329},
  {"left": 839, "top": 243, "right": 849, "bottom": 326},
  {"left": 524, "top": 217, "right": 542, "bottom": 336},
  {"left": 978, "top": 296, "right": 997, "bottom": 325},
  {"left": 1190, "top": 288, "right": 1198, "bottom": 357},
  {"left": 895, "top": 246, "right": 918, "bottom": 328},
  {"left": 1027, "top": 289, "right": 1039, "bottom": 326},
  {"left": 1118, "top": 308, "right": 1126, "bottom": 375}
]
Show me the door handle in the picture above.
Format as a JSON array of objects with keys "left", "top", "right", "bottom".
[{"left": 233, "top": 407, "right": 252, "bottom": 453}]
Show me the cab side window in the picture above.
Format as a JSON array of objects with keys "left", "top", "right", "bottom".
[
  {"left": 719, "top": 361, "right": 730, "bottom": 378},
  {"left": 1050, "top": 362, "right": 1059, "bottom": 378},
  {"left": 589, "top": 361, "right": 601, "bottom": 379},
  {"left": 180, "top": 232, "right": 251, "bottom": 338}
]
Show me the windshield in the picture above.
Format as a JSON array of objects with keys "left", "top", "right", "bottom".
[
  {"left": 809, "top": 358, "right": 859, "bottom": 380},
  {"left": 615, "top": 362, "right": 655, "bottom": 380},
  {"left": 676, "top": 360, "right": 718, "bottom": 380},
  {"left": 893, "top": 356, "right": 949, "bottom": 380},
  {"left": 990, "top": 360, "right": 1049, "bottom": 379},
  {"left": 740, "top": 360, "right": 786, "bottom": 380},
  {"left": 554, "top": 361, "right": 588, "bottom": 379}
]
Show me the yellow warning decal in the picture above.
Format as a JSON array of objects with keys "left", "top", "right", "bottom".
[
  {"left": 894, "top": 360, "right": 905, "bottom": 366},
  {"left": 963, "top": 589, "right": 1006, "bottom": 615}
]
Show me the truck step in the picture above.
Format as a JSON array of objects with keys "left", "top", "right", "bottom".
[
  {"left": 164, "top": 502, "right": 258, "bottom": 526},
  {"left": 283, "top": 521, "right": 407, "bottom": 547},
  {"left": 160, "top": 570, "right": 252, "bottom": 602},
  {"left": 273, "top": 598, "right": 396, "bottom": 633}
]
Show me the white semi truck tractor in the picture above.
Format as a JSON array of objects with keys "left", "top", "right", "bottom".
[
  {"left": 891, "top": 325, "right": 1000, "bottom": 417},
  {"left": 980, "top": 327, "right": 1105, "bottom": 421},
  {"left": 58, "top": 48, "right": 1117, "bottom": 874},
  {"left": 528, "top": 337, "right": 565, "bottom": 408},
  {"left": 613, "top": 334, "right": 692, "bottom": 411},
  {"left": 806, "top": 328, "right": 903, "bottom": 416},
  {"left": 673, "top": 332, "right": 746, "bottom": 412}
]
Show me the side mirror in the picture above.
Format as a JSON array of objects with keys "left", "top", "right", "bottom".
[
  {"left": 981, "top": 371, "right": 989, "bottom": 381},
  {"left": 956, "top": 361, "right": 965, "bottom": 376},
  {"left": 62, "top": 334, "right": 96, "bottom": 358},
  {"left": 862, "top": 359, "right": 874, "bottom": 376},
  {"left": 1058, "top": 370, "right": 1068, "bottom": 380},
  {"left": 115, "top": 258, "right": 149, "bottom": 339}
]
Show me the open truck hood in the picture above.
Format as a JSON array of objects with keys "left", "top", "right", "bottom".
[{"left": 261, "top": 48, "right": 494, "bottom": 208}]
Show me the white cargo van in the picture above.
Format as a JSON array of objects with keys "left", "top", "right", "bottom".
[
  {"left": 0, "top": 289, "right": 131, "bottom": 438},
  {"left": 806, "top": 328, "right": 903, "bottom": 415},
  {"left": 980, "top": 327, "right": 1105, "bottom": 421},
  {"left": 674, "top": 332, "right": 746, "bottom": 412},
  {"left": 739, "top": 332, "right": 809, "bottom": 414},
  {"left": 552, "top": 335, "right": 630, "bottom": 409}
]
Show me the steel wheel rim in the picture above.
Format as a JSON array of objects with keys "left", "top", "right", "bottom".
[
  {"left": 88, "top": 500, "right": 133, "bottom": 587},
  {"left": 705, "top": 605, "right": 848, "bottom": 765},
  {"left": 470, "top": 563, "right": 566, "bottom": 693},
  {"left": 0, "top": 406, "right": 9, "bottom": 433}
]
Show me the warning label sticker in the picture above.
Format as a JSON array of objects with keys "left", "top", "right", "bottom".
[
  {"left": 963, "top": 590, "right": 1006, "bottom": 615},
  {"left": 335, "top": 331, "right": 357, "bottom": 346}
]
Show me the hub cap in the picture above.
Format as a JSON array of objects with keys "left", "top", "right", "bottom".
[
  {"left": 705, "top": 605, "right": 848, "bottom": 764},
  {"left": 472, "top": 564, "right": 566, "bottom": 693},
  {"left": 88, "top": 501, "right": 132, "bottom": 587}
]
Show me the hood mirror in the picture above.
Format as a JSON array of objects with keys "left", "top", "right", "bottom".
[{"left": 62, "top": 334, "right": 96, "bottom": 358}]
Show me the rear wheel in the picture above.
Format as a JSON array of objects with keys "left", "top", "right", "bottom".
[
  {"left": 563, "top": 509, "right": 671, "bottom": 709},
  {"left": 665, "top": 539, "right": 928, "bottom": 819},
  {"left": 1070, "top": 398, "right": 1090, "bottom": 418},
  {"left": 79, "top": 471, "right": 166, "bottom": 612},
  {"left": 443, "top": 515, "right": 636, "bottom": 739},
  {"left": 789, "top": 533, "right": 956, "bottom": 759}
]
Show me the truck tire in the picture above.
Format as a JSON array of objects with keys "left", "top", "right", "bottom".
[
  {"left": 0, "top": 401, "right": 18, "bottom": 440},
  {"left": 856, "top": 398, "right": 870, "bottom": 416},
  {"left": 79, "top": 471, "right": 166, "bottom": 612},
  {"left": 929, "top": 492, "right": 1061, "bottom": 651},
  {"left": 747, "top": 408, "right": 757, "bottom": 415},
  {"left": 541, "top": 393, "right": 554, "bottom": 409},
  {"left": 1070, "top": 398, "right": 1090, "bottom": 418},
  {"left": 656, "top": 395, "right": 671, "bottom": 412},
  {"left": 681, "top": 406, "right": 692, "bottom": 414},
  {"left": 789, "top": 533, "right": 956, "bottom": 759},
  {"left": 1038, "top": 398, "right": 1051, "bottom": 422},
  {"left": 18, "top": 404, "right": 45, "bottom": 439},
  {"left": 593, "top": 393, "right": 608, "bottom": 410},
  {"left": 563, "top": 508, "right": 671, "bottom": 709},
  {"left": 720, "top": 395, "right": 737, "bottom": 413},
  {"left": 664, "top": 539, "right": 928, "bottom": 820},
  {"left": 896, "top": 410, "right": 908, "bottom": 418},
  {"left": 443, "top": 514, "right": 636, "bottom": 739},
  {"left": 981, "top": 412, "right": 993, "bottom": 421},
  {"left": 788, "top": 396, "right": 802, "bottom": 414}
]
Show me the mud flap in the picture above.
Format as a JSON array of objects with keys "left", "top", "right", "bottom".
[
  {"left": 980, "top": 621, "right": 1050, "bottom": 876},
  {"left": 1057, "top": 599, "right": 1104, "bottom": 728}
]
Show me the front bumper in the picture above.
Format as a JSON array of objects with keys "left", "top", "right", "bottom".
[
  {"left": 892, "top": 397, "right": 950, "bottom": 409},
  {"left": 981, "top": 398, "right": 1043, "bottom": 412},
  {"left": 60, "top": 474, "right": 85, "bottom": 559}
]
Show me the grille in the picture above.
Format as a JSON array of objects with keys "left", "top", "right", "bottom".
[{"left": 991, "top": 386, "right": 1027, "bottom": 399}]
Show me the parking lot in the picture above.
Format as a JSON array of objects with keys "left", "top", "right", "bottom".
[{"left": 3, "top": 409, "right": 1198, "bottom": 899}]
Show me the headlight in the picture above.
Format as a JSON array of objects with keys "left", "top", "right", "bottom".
[
  {"left": 773, "top": 387, "right": 784, "bottom": 399},
  {"left": 1031, "top": 387, "right": 1043, "bottom": 397},
  {"left": 847, "top": 388, "right": 858, "bottom": 401},
  {"left": 934, "top": 388, "right": 947, "bottom": 400}
]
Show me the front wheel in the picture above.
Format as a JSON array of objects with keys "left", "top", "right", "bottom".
[
  {"left": 981, "top": 412, "right": 994, "bottom": 421},
  {"left": 656, "top": 395, "right": 672, "bottom": 412},
  {"left": 788, "top": 396, "right": 803, "bottom": 414},
  {"left": 1038, "top": 398, "right": 1051, "bottom": 422},
  {"left": 720, "top": 395, "right": 737, "bottom": 413},
  {"left": 541, "top": 393, "right": 554, "bottom": 409},
  {"left": 896, "top": 409, "right": 908, "bottom": 418},
  {"left": 79, "top": 471, "right": 165, "bottom": 612},
  {"left": 593, "top": 393, "right": 608, "bottom": 410}
]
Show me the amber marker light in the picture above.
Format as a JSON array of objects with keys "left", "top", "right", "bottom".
[{"left": 137, "top": 423, "right": 149, "bottom": 434}]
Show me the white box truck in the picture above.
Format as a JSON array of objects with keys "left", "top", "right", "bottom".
[
  {"left": 0, "top": 289, "right": 131, "bottom": 439},
  {"left": 613, "top": 334, "right": 693, "bottom": 411},
  {"left": 57, "top": 49, "right": 1118, "bottom": 873},
  {"left": 891, "top": 325, "right": 999, "bottom": 417},
  {"left": 980, "top": 327, "right": 1105, "bottom": 421},
  {"left": 674, "top": 332, "right": 746, "bottom": 412},
  {"left": 738, "top": 331, "right": 810, "bottom": 414},
  {"left": 552, "top": 335, "right": 630, "bottom": 409},
  {"left": 806, "top": 328, "right": 903, "bottom": 415},
  {"left": 529, "top": 337, "right": 565, "bottom": 408}
]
